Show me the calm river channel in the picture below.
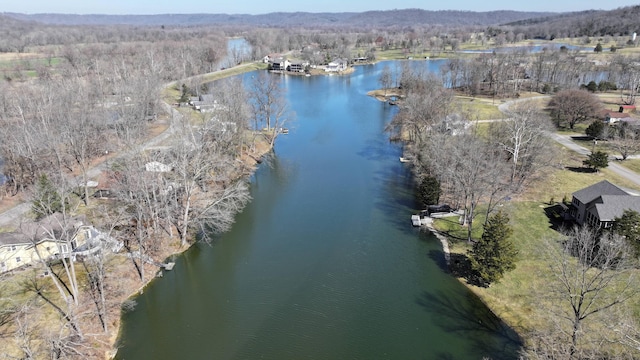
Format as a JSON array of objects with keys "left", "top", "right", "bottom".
[{"left": 115, "top": 61, "right": 521, "bottom": 359}]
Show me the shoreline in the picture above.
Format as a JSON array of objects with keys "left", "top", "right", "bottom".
[
  {"left": 107, "top": 63, "right": 273, "bottom": 359},
  {"left": 421, "top": 217, "right": 451, "bottom": 266}
]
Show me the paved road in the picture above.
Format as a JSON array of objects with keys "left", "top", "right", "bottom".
[
  {"left": 500, "top": 96, "right": 640, "bottom": 187},
  {"left": 548, "top": 132, "right": 640, "bottom": 186},
  {"left": 469, "top": 96, "right": 640, "bottom": 187}
]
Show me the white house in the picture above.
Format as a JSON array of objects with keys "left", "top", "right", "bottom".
[
  {"left": 0, "top": 214, "right": 115, "bottom": 273},
  {"left": 325, "top": 59, "right": 348, "bottom": 72}
]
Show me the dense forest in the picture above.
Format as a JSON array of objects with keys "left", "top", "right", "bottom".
[
  {"left": 506, "top": 5, "right": 640, "bottom": 38},
  {"left": 3, "top": 9, "right": 552, "bottom": 27}
]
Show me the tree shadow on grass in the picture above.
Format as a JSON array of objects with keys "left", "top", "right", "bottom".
[
  {"left": 565, "top": 166, "right": 597, "bottom": 173},
  {"left": 543, "top": 204, "right": 574, "bottom": 232},
  {"left": 570, "top": 135, "right": 593, "bottom": 141}
]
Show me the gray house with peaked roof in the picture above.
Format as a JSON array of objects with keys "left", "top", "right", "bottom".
[{"left": 568, "top": 180, "right": 640, "bottom": 228}]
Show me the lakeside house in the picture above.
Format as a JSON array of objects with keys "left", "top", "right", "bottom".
[
  {"left": 287, "top": 60, "right": 307, "bottom": 73},
  {"left": 188, "top": 94, "right": 222, "bottom": 113},
  {"left": 0, "top": 213, "right": 117, "bottom": 273},
  {"left": 268, "top": 57, "right": 288, "bottom": 71},
  {"left": 325, "top": 58, "right": 348, "bottom": 72},
  {"left": 265, "top": 56, "right": 309, "bottom": 73},
  {"left": 567, "top": 180, "right": 640, "bottom": 228}
]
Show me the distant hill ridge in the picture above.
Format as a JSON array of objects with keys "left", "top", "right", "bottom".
[{"left": 2, "top": 9, "right": 555, "bottom": 27}]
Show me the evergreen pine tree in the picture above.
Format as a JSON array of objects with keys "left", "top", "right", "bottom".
[
  {"left": 417, "top": 176, "right": 441, "bottom": 206},
  {"left": 468, "top": 211, "right": 517, "bottom": 285},
  {"left": 31, "top": 174, "right": 65, "bottom": 220},
  {"left": 583, "top": 151, "right": 609, "bottom": 172},
  {"left": 613, "top": 209, "right": 640, "bottom": 257}
]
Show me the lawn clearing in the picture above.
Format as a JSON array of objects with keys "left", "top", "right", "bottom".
[{"left": 453, "top": 96, "right": 503, "bottom": 120}]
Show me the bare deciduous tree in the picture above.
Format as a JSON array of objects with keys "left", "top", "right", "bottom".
[
  {"left": 548, "top": 89, "right": 602, "bottom": 129},
  {"left": 611, "top": 55, "right": 640, "bottom": 105},
  {"left": 540, "top": 227, "right": 638, "bottom": 359},
  {"left": 389, "top": 73, "right": 453, "bottom": 146},
  {"left": 248, "top": 72, "right": 294, "bottom": 148},
  {"left": 609, "top": 122, "right": 640, "bottom": 160},
  {"left": 166, "top": 121, "right": 252, "bottom": 247},
  {"left": 378, "top": 64, "right": 393, "bottom": 97},
  {"left": 207, "top": 77, "right": 250, "bottom": 159},
  {"left": 490, "top": 100, "right": 552, "bottom": 188}
]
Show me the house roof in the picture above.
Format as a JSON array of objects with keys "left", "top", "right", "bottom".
[
  {"left": 0, "top": 213, "right": 87, "bottom": 246},
  {"left": 605, "top": 112, "right": 632, "bottom": 119},
  {"left": 199, "top": 94, "right": 215, "bottom": 103},
  {"left": 270, "top": 57, "right": 286, "bottom": 63},
  {"left": 573, "top": 180, "right": 629, "bottom": 204},
  {"left": 0, "top": 232, "right": 29, "bottom": 246},
  {"left": 593, "top": 195, "right": 640, "bottom": 221}
]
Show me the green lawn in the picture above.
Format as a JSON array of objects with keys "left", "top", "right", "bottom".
[
  {"left": 432, "top": 143, "right": 640, "bottom": 342},
  {"left": 453, "top": 96, "right": 503, "bottom": 120},
  {"left": 621, "top": 158, "right": 640, "bottom": 173}
]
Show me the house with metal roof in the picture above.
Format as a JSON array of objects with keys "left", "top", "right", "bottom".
[{"left": 568, "top": 180, "right": 640, "bottom": 228}]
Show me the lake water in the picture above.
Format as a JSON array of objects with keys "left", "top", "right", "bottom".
[
  {"left": 114, "top": 62, "right": 521, "bottom": 360},
  {"left": 457, "top": 43, "right": 600, "bottom": 54}
]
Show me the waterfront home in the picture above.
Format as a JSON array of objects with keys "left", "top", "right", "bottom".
[
  {"left": 269, "top": 57, "right": 288, "bottom": 71},
  {"left": 325, "top": 59, "right": 348, "bottom": 72},
  {"left": 0, "top": 214, "right": 97, "bottom": 273},
  {"left": 145, "top": 161, "right": 172, "bottom": 173},
  {"left": 287, "top": 60, "right": 307, "bottom": 73},
  {"left": 567, "top": 180, "right": 640, "bottom": 228}
]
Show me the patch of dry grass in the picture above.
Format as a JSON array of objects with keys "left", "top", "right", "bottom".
[
  {"left": 620, "top": 158, "right": 640, "bottom": 173},
  {"left": 453, "top": 96, "right": 503, "bottom": 120}
]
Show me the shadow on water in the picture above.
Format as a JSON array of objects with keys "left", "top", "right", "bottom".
[
  {"left": 374, "top": 166, "right": 422, "bottom": 234},
  {"left": 428, "top": 249, "right": 487, "bottom": 288},
  {"left": 417, "top": 290, "right": 523, "bottom": 359},
  {"left": 357, "top": 137, "right": 397, "bottom": 162}
]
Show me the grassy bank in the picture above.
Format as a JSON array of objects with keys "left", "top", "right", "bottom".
[{"left": 433, "top": 144, "right": 640, "bottom": 350}]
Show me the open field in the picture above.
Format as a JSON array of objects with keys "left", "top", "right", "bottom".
[
  {"left": 453, "top": 96, "right": 503, "bottom": 120},
  {"left": 0, "top": 52, "right": 64, "bottom": 79}
]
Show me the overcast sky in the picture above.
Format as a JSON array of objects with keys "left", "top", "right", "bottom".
[{"left": 3, "top": 0, "right": 639, "bottom": 14}]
